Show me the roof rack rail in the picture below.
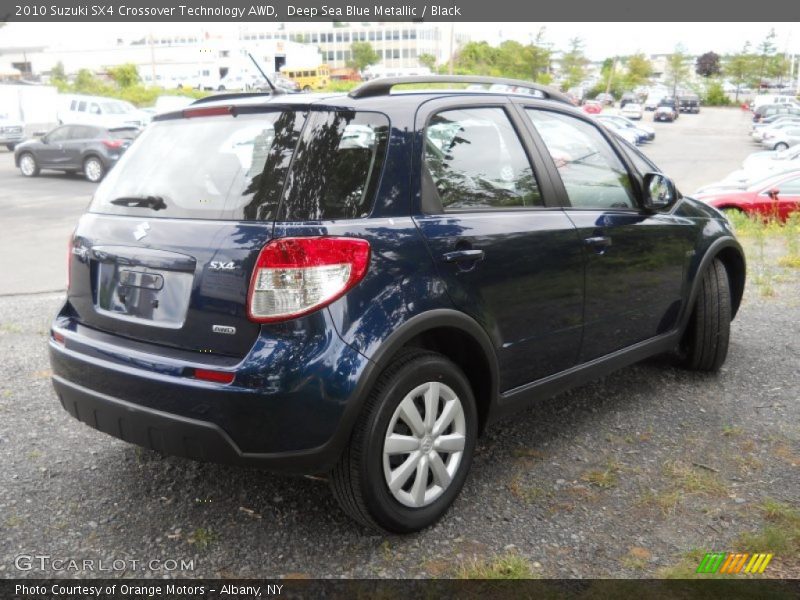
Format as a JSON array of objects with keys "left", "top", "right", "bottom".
[
  {"left": 348, "top": 75, "right": 572, "bottom": 104},
  {"left": 191, "top": 91, "right": 276, "bottom": 105}
]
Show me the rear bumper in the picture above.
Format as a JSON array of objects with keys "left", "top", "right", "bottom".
[
  {"left": 49, "top": 313, "right": 373, "bottom": 473},
  {"left": 53, "top": 375, "right": 249, "bottom": 465}
]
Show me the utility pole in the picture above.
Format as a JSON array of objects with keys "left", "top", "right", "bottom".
[
  {"left": 448, "top": 23, "right": 454, "bottom": 75},
  {"left": 605, "top": 57, "right": 617, "bottom": 96}
]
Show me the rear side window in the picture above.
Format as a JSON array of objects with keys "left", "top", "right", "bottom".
[
  {"left": 90, "top": 111, "right": 305, "bottom": 220},
  {"left": 424, "top": 107, "right": 542, "bottom": 211},
  {"left": 278, "top": 111, "right": 389, "bottom": 221}
]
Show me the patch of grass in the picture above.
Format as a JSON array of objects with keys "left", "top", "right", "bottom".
[
  {"left": 457, "top": 552, "right": 539, "bottom": 580},
  {"left": 773, "top": 443, "right": 800, "bottom": 467},
  {"left": 777, "top": 254, "right": 800, "bottom": 268},
  {"left": 188, "top": 527, "right": 215, "bottom": 549},
  {"left": 511, "top": 447, "right": 547, "bottom": 460},
  {"left": 582, "top": 459, "right": 621, "bottom": 489},
  {"left": 722, "top": 425, "right": 743, "bottom": 437},
  {"left": 622, "top": 547, "right": 652, "bottom": 571},
  {"left": 639, "top": 488, "right": 685, "bottom": 516},
  {"left": 662, "top": 461, "right": 728, "bottom": 496},
  {"left": 508, "top": 478, "right": 553, "bottom": 504}
]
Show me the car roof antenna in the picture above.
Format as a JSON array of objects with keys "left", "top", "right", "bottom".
[{"left": 248, "top": 52, "right": 284, "bottom": 95}]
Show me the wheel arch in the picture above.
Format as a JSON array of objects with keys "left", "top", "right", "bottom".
[
  {"left": 683, "top": 237, "right": 746, "bottom": 328},
  {"left": 363, "top": 309, "right": 500, "bottom": 436}
]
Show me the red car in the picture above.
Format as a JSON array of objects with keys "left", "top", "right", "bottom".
[
  {"left": 694, "top": 171, "right": 800, "bottom": 221},
  {"left": 582, "top": 100, "right": 603, "bottom": 115}
]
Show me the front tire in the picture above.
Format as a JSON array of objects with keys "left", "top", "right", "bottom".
[
  {"left": 331, "top": 350, "right": 478, "bottom": 533},
  {"left": 83, "top": 156, "right": 105, "bottom": 183},
  {"left": 679, "top": 259, "right": 731, "bottom": 372},
  {"left": 774, "top": 143, "right": 789, "bottom": 151},
  {"left": 19, "top": 153, "right": 40, "bottom": 177}
]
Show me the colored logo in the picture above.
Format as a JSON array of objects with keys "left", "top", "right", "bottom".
[{"left": 696, "top": 552, "right": 773, "bottom": 574}]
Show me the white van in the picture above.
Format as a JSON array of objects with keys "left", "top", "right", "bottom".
[
  {"left": 58, "top": 95, "right": 147, "bottom": 129},
  {"left": 752, "top": 95, "right": 800, "bottom": 111}
]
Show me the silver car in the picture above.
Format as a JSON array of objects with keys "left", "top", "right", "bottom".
[
  {"left": 761, "top": 126, "right": 800, "bottom": 151},
  {"left": 0, "top": 112, "right": 24, "bottom": 150}
]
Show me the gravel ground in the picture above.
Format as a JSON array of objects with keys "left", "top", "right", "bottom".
[
  {"left": 1, "top": 107, "right": 798, "bottom": 579},
  {"left": 1, "top": 235, "right": 798, "bottom": 579}
]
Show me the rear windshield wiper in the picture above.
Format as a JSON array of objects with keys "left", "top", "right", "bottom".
[{"left": 109, "top": 196, "right": 167, "bottom": 211}]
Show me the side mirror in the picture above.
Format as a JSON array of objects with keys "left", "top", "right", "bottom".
[
  {"left": 643, "top": 172, "right": 678, "bottom": 210},
  {"left": 40, "top": 135, "right": 49, "bottom": 144},
  {"left": 768, "top": 188, "right": 780, "bottom": 200}
]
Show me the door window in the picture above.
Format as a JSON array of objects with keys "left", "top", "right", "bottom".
[
  {"left": 424, "top": 107, "right": 542, "bottom": 211},
  {"left": 776, "top": 177, "right": 800, "bottom": 195},
  {"left": 525, "top": 109, "right": 636, "bottom": 209},
  {"left": 47, "top": 127, "right": 70, "bottom": 143},
  {"left": 77, "top": 101, "right": 87, "bottom": 112}
]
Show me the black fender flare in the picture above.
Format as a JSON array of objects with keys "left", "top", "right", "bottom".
[{"left": 678, "top": 235, "right": 746, "bottom": 334}]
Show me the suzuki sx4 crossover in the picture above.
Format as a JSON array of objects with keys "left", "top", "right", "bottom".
[{"left": 50, "top": 77, "right": 746, "bottom": 532}]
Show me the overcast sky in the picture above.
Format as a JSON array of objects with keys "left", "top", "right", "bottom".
[{"left": 2, "top": 21, "right": 799, "bottom": 59}]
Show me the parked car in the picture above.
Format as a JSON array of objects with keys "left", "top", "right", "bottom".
[
  {"left": 595, "top": 92, "right": 615, "bottom": 106},
  {"left": 49, "top": 76, "right": 745, "bottom": 533},
  {"left": 620, "top": 102, "right": 644, "bottom": 120},
  {"left": 695, "top": 170, "right": 800, "bottom": 221},
  {"left": 596, "top": 114, "right": 654, "bottom": 142},
  {"left": 679, "top": 94, "right": 701, "bottom": 114},
  {"left": 752, "top": 120, "right": 800, "bottom": 142},
  {"left": 14, "top": 125, "right": 138, "bottom": 182},
  {"left": 0, "top": 112, "right": 24, "bottom": 150},
  {"left": 582, "top": 99, "right": 603, "bottom": 114},
  {"left": 619, "top": 93, "right": 638, "bottom": 108},
  {"left": 58, "top": 95, "right": 148, "bottom": 129},
  {"left": 654, "top": 98, "right": 679, "bottom": 122},
  {"left": 644, "top": 90, "right": 667, "bottom": 111},
  {"left": 753, "top": 104, "right": 800, "bottom": 123},
  {"left": 742, "top": 144, "right": 800, "bottom": 172},
  {"left": 751, "top": 94, "right": 800, "bottom": 111},
  {"left": 760, "top": 125, "right": 800, "bottom": 151},
  {"left": 751, "top": 115, "right": 800, "bottom": 136}
]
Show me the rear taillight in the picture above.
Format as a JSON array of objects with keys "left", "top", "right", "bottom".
[
  {"left": 67, "top": 233, "right": 73, "bottom": 291},
  {"left": 102, "top": 139, "right": 124, "bottom": 149},
  {"left": 247, "top": 237, "right": 370, "bottom": 323}
]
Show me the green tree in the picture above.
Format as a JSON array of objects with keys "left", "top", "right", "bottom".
[
  {"left": 50, "top": 61, "right": 67, "bottom": 83},
  {"left": 704, "top": 81, "right": 731, "bottom": 106},
  {"left": 348, "top": 42, "right": 380, "bottom": 72},
  {"left": 559, "top": 37, "right": 589, "bottom": 90},
  {"left": 666, "top": 45, "right": 690, "bottom": 97},
  {"left": 418, "top": 53, "right": 436, "bottom": 71},
  {"left": 755, "top": 28, "right": 777, "bottom": 88},
  {"left": 73, "top": 69, "right": 99, "bottom": 93},
  {"left": 724, "top": 42, "right": 758, "bottom": 102},
  {"left": 106, "top": 63, "right": 140, "bottom": 88},
  {"left": 623, "top": 53, "right": 652, "bottom": 89}
]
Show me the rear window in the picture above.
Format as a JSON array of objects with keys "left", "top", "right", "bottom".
[{"left": 90, "top": 109, "right": 389, "bottom": 222}]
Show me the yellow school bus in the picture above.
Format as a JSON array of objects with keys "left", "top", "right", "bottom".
[{"left": 280, "top": 65, "right": 331, "bottom": 91}]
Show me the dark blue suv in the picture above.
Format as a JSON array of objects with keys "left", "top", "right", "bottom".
[{"left": 49, "top": 76, "right": 746, "bottom": 533}]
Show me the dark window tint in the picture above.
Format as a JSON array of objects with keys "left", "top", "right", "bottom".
[
  {"left": 279, "top": 111, "right": 389, "bottom": 221},
  {"left": 424, "top": 108, "right": 541, "bottom": 211},
  {"left": 90, "top": 111, "right": 305, "bottom": 221},
  {"left": 526, "top": 109, "right": 635, "bottom": 209},
  {"left": 107, "top": 128, "right": 139, "bottom": 140}
]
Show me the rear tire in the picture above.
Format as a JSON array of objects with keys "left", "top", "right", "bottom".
[
  {"left": 330, "top": 349, "right": 477, "bottom": 533},
  {"left": 774, "top": 143, "right": 789, "bottom": 151},
  {"left": 678, "top": 259, "right": 731, "bottom": 372},
  {"left": 83, "top": 156, "right": 105, "bottom": 183}
]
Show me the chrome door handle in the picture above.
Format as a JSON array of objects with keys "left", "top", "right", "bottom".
[{"left": 442, "top": 249, "right": 485, "bottom": 263}]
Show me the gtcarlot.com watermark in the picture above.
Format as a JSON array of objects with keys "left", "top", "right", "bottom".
[{"left": 14, "top": 554, "right": 195, "bottom": 573}]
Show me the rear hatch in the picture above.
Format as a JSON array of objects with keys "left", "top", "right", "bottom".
[
  {"left": 68, "top": 106, "right": 307, "bottom": 357},
  {"left": 67, "top": 102, "right": 390, "bottom": 358}
]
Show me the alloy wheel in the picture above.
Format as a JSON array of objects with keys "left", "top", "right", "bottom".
[{"left": 382, "top": 381, "right": 467, "bottom": 508}]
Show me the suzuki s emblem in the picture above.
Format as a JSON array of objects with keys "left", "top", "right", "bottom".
[{"left": 133, "top": 222, "right": 150, "bottom": 241}]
